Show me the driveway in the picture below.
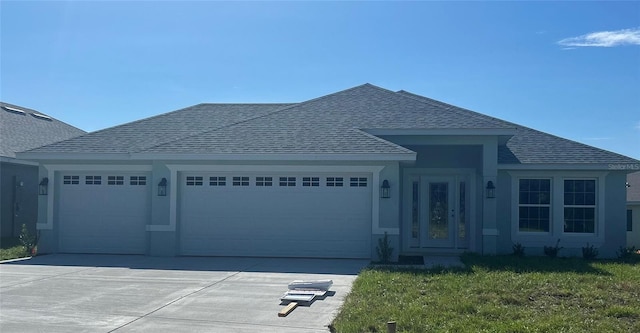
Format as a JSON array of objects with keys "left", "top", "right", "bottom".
[{"left": 0, "top": 254, "right": 368, "bottom": 333}]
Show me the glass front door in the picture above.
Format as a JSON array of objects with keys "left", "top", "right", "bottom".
[{"left": 409, "top": 175, "right": 469, "bottom": 249}]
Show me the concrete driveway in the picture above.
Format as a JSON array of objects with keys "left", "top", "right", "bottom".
[{"left": 0, "top": 254, "right": 368, "bottom": 333}]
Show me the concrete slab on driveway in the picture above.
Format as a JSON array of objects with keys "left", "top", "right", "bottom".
[{"left": 0, "top": 254, "right": 368, "bottom": 333}]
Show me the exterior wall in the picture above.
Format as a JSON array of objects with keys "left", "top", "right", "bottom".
[
  {"left": 380, "top": 136, "right": 496, "bottom": 256},
  {"left": 627, "top": 204, "right": 640, "bottom": 248},
  {"left": 1, "top": 161, "right": 38, "bottom": 238},
  {"left": 499, "top": 169, "right": 627, "bottom": 258},
  {"left": 36, "top": 159, "right": 399, "bottom": 259}
]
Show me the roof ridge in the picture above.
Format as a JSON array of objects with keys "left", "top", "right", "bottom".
[
  {"left": 353, "top": 128, "right": 416, "bottom": 154},
  {"left": 396, "top": 90, "right": 640, "bottom": 163},
  {"left": 136, "top": 84, "right": 387, "bottom": 153},
  {"left": 135, "top": 103, "right": 299, "bottom": 153},
  {"left": 396, "top": 90, "right": 516, "bottom": 129}
]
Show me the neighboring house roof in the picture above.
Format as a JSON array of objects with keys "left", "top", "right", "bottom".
[
  {"left": 0, "top": 102, "right": 86, "bottom": 159},
  {"left": 18, "top": 84, "right": 640, "bottom": 166},
  {"left": 628, "top": 171, "right": 640, "bottom": 203}
]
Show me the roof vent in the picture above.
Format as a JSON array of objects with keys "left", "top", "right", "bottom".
[
  {"left": 31, "top": 113, "right": 52, "bottom": 121},
  {"left": 2, "top": 105, "right": 26, "bottom": 115}
]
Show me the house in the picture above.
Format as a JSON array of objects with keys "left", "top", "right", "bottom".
[
  {"left": 627, "top": 171, "right": 640, "bottom": 248},
  {"left": 16, "top": 84, "right": 640, "bottom": 259},
  {"left": 1, "top": 102, "right": 85, "bottom": 238}
]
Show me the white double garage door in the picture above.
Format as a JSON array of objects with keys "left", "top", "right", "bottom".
[{"left": 57, "top": 172, "right": 372, "bottom": 258}]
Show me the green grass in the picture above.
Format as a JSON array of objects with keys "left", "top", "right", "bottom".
[
  {"left": 0, "top": 237, "right": 29, "bottom": 261},
  {"left": 331, "top": 254, "right": 640, "bottom": 333}
]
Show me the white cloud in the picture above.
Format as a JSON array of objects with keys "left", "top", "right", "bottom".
[{"left": 557, "top": 27, "right": 640, "bottom": 47}]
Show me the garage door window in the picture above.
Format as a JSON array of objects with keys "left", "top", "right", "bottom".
[
  {"left": 350, "top": 177, "right": 367, "bottom": 187},
  {"left": 233, "top": 176, "right": 250, "bottom": 186},
  {"left": 279, "top": 177, "right": 296, "bottom": 187},
  {"left": 186, "top": 176, "right": 203, "bottom": 186},
  {"left": 302, "top": 177, "right": 319, "bottom": 187},
  {"left": 209, "top": 176, "right": 226, "bottom": 186},
  {"left": 86, "top": 176, "right": 102, "bottom": 185},
  {"left": 256, "top": 176, "right": 273, "bottom": 186},
  {"left": 107, "top": 176, "right": 124, "bottom": 185},
  {"left": 130, "top": 176, "right": 147, "bottom": 185},
  {"left": 63, "top": 175, "right": 80, "bottom": 185},
  {"left": 326, "top": 177, "right": 343, "bottom": 187}
]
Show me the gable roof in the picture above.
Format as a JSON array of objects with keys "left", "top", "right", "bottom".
[
  {"left": 628, "top": 172, "right": 640, "bottom": 203},
  {"left": 0, "top": 102, "right": 85, "bottom": 159},
  {"left": 397, "top": 90, "right": 639, "bottom": 165},
  {"left": 18, "top": 84, "right": 639, "bottom": 166}
]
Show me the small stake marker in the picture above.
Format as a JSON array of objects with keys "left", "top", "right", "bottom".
[{"left": 387, "top": 321, "right": 397, "bottom": 333}]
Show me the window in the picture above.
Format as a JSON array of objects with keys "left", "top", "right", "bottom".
[
  {"left": 518, "top": 179, "right": 551, "bottom": 232},
  {"left": 130, "top": 176, "right": 146, "bottom": 185},
  {"left": 302, "top": 177, "right": 319, "bottom": 187},
  {"left": 256, "top": 176, "right": 272, "bottom": 186},
  {"left": 107, "top": 176, "right": 124, "bottom": 185},
  {"left": 186, "top": 176, "right": 203, "bottom": 186},
  {"left": 233, "top": 176, "right": 249, "bottom": 186},
  {"left": 63, "top": 175, "right": 79, "bottom": 185},
  {"left": 350, "top": 177, "right": 367, "bottom": 187},
  {"left": 279, "top": 177, "right": 296, "bottom": 187},
  {"left": 628, "top": 210, "right": 633, "bottom": 232},
  {"left": 210, "top": 176, "right": 226, "bottom": 186},
  {"left": 564, "top": 179, "right": 596, "bottom": 233},
  {"left": 85, "top": 176, "right": 101, "bottom": 185},
  {"left": 326, "top": 177, "right": 343, "bottom": 187}
]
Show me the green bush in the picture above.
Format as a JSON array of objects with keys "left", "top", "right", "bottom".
[
  {"left": 543, "top": 239, "right": 562, "bottom": 258},
  {"left": 376, "top": 232, "right": 394, "bottom": 263},
  {"left": 582, "top": 243, "right": 599, "bottom": 260},
  {"left": 512, "top": 243, "right": 525, "bottom": 257}
]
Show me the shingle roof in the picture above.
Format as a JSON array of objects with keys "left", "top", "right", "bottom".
[
  {"left": 397, "top": 90, "right": 639, "bottom": 165},
  {"left": 19, "top": 84, "right": 640, "bottom": 166},
  {"left": 0, "top": 102, "right": 85, "bottom": 159},
  {"left": 628, "top": 172, "right": 640, "bottom": 203},
  {"left": 25, "top": 103, "right": 294, "bottom": 154},
  {"left": 143, "top": 84, "right": 511, "bottom": 155}
]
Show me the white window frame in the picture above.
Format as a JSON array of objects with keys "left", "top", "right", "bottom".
[
  {"left": 509, "top": 171, "right": 607, "bottom": 248},
  {"left": 516, "top": 178, "right": 552, "bottom": 235},
  {"left": 562, "top": 178, "right": 597, "bottom": 234}
]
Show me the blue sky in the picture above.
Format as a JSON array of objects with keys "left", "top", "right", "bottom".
[{"left": 2, "top": 1, "right": 639, "bottom": 159}]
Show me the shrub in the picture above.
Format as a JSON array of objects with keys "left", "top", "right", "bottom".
[
  {"left": 617, "top": 246, "right": 637, "bottom": 259},
  {"left": 582, "top": 243, "right": 599, "bottom": 260},
  {"left": 19, "top": 224, "right": 38, "bottom": 256},
  {"left": 543, "top": 239, "right": 562, "bottom": 258},
  {"left": 376, "top": 232, "right": 394, "bottom": 263},
  {"left": 512, "top": 243, "right": 525, "bottom": 257}
]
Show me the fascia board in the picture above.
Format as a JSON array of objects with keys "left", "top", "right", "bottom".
[
  {"left": 499, "top": 163, "right": 640, "bottom": 171},
  {"left": 130, "top": 152, "right": 417, "bottom": 161},
  {"left": 363, "top": 128, "right": 517, "bottom": 136},
  {"left": 16, "top": 152, "right": 133, "bottom": 160}
]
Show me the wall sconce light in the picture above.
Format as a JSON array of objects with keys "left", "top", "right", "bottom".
[
  {"left": 381, "top": 179, "right": 391, "bottom": 199},
  {"left": 39, "top": 177, "right": 49, "bottom": 195},
  {"left": 158, "top": 178, "right": 167, "bottom": 196},
  {"left": 486, "top": 180, "right": 496, "bottom": 199}
]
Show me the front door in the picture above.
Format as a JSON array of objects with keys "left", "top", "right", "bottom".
[{"left": 408, "top": 174, "right": 471, "bottom": 249}]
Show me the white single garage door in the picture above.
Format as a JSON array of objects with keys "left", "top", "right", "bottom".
[
  {"left": 57, "top": 173, "right": 150, "bottom": 254},
  {"left": 179, "top": 173, "right": 372, "bottom": 258}
]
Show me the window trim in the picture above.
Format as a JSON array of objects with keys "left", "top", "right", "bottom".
[
  {"left": 509, "top": 171, "right": 607, "bottom": 247},
  {"left": 516, "top": 178, "right": 552, "bottom": 235},
  {"left": 562, "top": 178, "right": 597, "bottom": 234}
]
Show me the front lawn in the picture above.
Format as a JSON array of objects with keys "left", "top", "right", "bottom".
[
  {"left": 331, "top": 254, "right": 640, "bottom": 333},
  {"left": 0, "top": 237, "right": 28, "bottom": 261}
]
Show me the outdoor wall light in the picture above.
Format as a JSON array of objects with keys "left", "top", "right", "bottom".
[
  {"left": 158, "top": 178, "right": 167, "bottom": 196},
  {"left": 486, "top": 180, "right": 496, "bottom": 199},
  {"left": 39, "top": 177, "right": 49, "bottom": 196},
  {"left": 381, "top": 179, "right": 391, "bottom": 199}
]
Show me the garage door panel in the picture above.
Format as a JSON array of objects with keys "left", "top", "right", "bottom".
[
  {"left": 57, "top": 173, "right": 149, "bottom": 254},
  {"left": 179, "top": 173, "right": 372, "bottom": 258}
]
